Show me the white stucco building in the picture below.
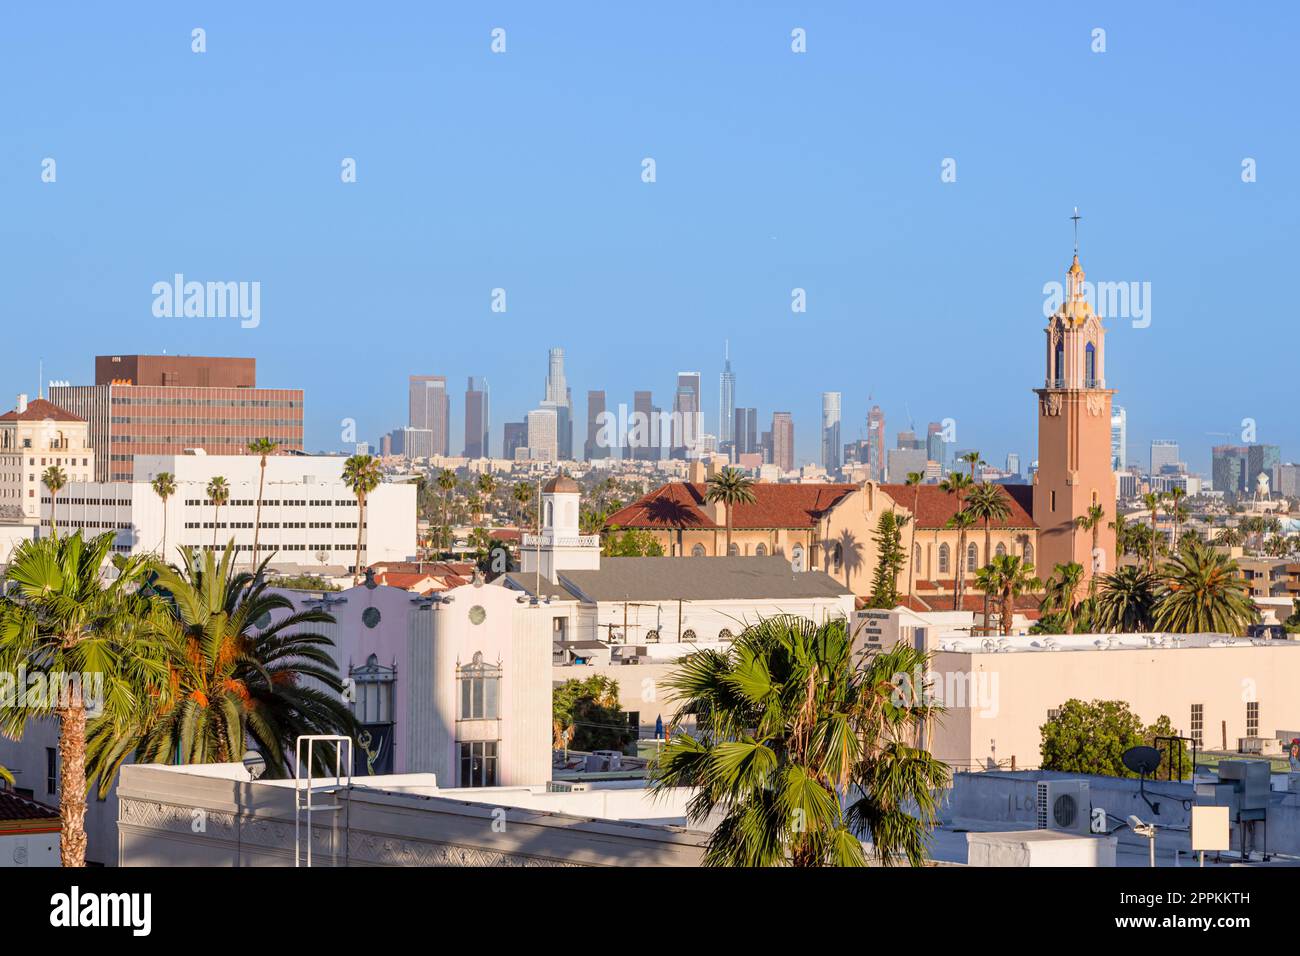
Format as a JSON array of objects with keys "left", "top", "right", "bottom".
[
  {"left": 0, "top": 395, "right": 95, "bottom": 524},
  {"left": 37, "top": 453, "right": 415, "bottom": 569}
]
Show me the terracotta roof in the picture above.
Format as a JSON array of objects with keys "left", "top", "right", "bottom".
[
  {"left": 0, "top": 398, "right": 84, "bottom": 423},
  {"left": 879, "top": 483, "right": 1036, "bottom": 529},
  {"left": 0, "top": 789, "right": 60, "bottom": 830},
  {"left": 543, "top": 474, "right": 580, "bottom": 494},
  {"left": 606, "top": 482, "right": 858, "bottom": 531}
]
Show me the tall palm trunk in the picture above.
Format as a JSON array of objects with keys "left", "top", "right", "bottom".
[
  {"left": 354, "top": 494, "right": 366, "bottom": 584},
  {"left": 213, "top": 502, "right": 221, "bottom": 549},
  {"left": 725, "top": 504, "right": 732, "bottom": 555},
  {"left": 908, "top": 487, "right": 920, "bottom": 603},
  {"left": 253, "top": 456, "right": 267, "bottom": 567},
  {"left": 58, "top": 701, "right": 88, "bottom": 867},
  {"left": 50, "top": 490, "right": 58, "bottom": 537},
  {"left": 981, "top": 518, "right": 992, "bottom": 635},
  {"left": 161, "top": 498, "right": 168, "bottom": 558},
  {"left": 1149, "top": 504, "right": 1158, "bottom": 573}
]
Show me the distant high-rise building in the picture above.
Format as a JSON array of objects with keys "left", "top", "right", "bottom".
[
  {"left": 1150, "top": 439, "right": 1180, "bottom": 475},
  {"left": 1211, "top": 445, "right": 1247, "bottom": 498},
  {"left": 733, "top": 407, "right": 757, "bottom": 459},
  {"left": 821, "top": 392, "right": 842, "bottom": 472},
  {"left": 760, "top": 430, "right": 773, "bottom": 465},
  {"left": 542, "top": 348, "right": 573, "bottom": 460},
  {"left": 463, "top": 377, "right": 490, "bottom": 459},
  {"left": 672, "top": 372, "right": 702, "bottom": 459},
  {"left": 719, "top": 344, "right": 735, "bottom": 446},
  {"left": 51, "top": 355, "right": 302, "bottom": 483},
  {"left": 1006, "top": 453, "right": 1021, "bottom": 476},
  {"left": 926, "top": 422, "right": 947, "bottom": 466},
  {"left": 866, "top": 406, "right": 885, "bottom": 482},
  {"left": 887, "top": 447, "right": 928, "bottom": 483},
  {"left": 409, "top": 375, "right": 450, "bottom": 457},
  {"left": 526, "top": 407, "right": 558, "bottom": 461},
  {"left": 896, "top": 429, "right": 923, "bottom": 450},
  {"left": 771, "top": 412, "right": 794, "bottom": 473},
  {"left": 631, "top": 390, "right": 656, "bottom": 460},
  {"left": 1110, "top": 406, "right": 1127, "bottom": 470},
  {"left": 1247, "top": 444, "right": 1281, "bottom": 493},
  {"left": 584, "top": 390, "right": 607, "bottom": 460},
  {"left": 390, "top": 426, "right": 435, "bottom": 460},
  {"left": 1274, "top": 462, "right": 1300, "bottom": 498},
  {"left": 503, "top": 422, "right": 529, "bottom": 461}
]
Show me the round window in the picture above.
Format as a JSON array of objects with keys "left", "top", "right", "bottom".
[
  {"left": 362, "top": 607, "right": 382, "bottom": 629},
  {"left": 469, "top": 605, "right": 487, "bottom": 625}
]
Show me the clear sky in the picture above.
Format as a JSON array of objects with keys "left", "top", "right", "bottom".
[{"left": 2, "top": 2, "right": 1295, "bottom": 472}]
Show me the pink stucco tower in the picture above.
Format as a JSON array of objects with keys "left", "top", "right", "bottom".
[{"left": 1033, "top": 243, "right": 1118, "bottom": 585}]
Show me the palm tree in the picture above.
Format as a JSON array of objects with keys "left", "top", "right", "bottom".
[
  {"left": 704, "top": 467, "right": 756, "bottom": 556},
  {"left": 1141, "top": 492, "right": 1164, "bottom": 573},
  {"left": 246, "top": 438, "right": 280, "bottom": 568},
  {"left": 41, "top": 465, "right": 67, "bottom": 537},
  {"left": 437, "top": 468, "right": 457, "bottom": 554},
  {"left": 206, "top": 476, "right": 230, "bottom": 550},
  {"left": 0, "top": 532, "right": 160, "bottom": 866},
  {"left": 1215, "top": 526, "right": 1242, "bottom": 549},
  {"left": 938, "top": 473, "right": 973, "bottom": 609},
  {"left": 1154, "top": 543, "right": 1258, "bottom": 636},
  {"left": 944, "top": 509, "right": 977, "bottom": 612},
  {"left": 513, "top": 481, "right": 533, "bottom": 531},
  {"left": 904, "top": 472, "right": 924, "bottom": 602},
  {"left": 964, "top": 484, "right": 1011, "bottom": 634},
  {"left": 87, "top": 545, "right": 358, "bottom": 786},
  {"left": 342, "top": 454, "right": 382, "bottom": 584},
  {"left": 960, "top": 450, "right": 983, "bottom": 481},
  {"left": 973, "top": 554, "right": 1041, "bottom": 635},
  {"left": 1042, "top": 562, "right": 1086, "bottom": 634},
  {"left": 1094, "top": 566, "right": 1158, "bottom": 633},
  {"left": 151, "top": 472, "right": 176, "bottom": 558},
  {"left": 650, "top": 615, "right": 949, "bottom": 866},
  {"left": 477, "top": 472, "right": 497, "bottom": 524},
  {"left": 1075, "top": 502, "right": 1106, "bottom": 596}
]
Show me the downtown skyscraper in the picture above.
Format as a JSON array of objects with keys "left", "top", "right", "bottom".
[
  {"left": 541, "top": 347, "right": 573, "bottom": 460},
  {"left": 409, "top": 374, "right": 450, "bottom": 457},
  {"left": 463, "top": 377, "right": 490, "bottom": 459},
  {"left": 821, "top": 392, "right": 841, "bottom": 472},
  {"left": 718, "top": 342, "right": 735, "bottom": 448},
  {"left": 672, "top": 371, "right": 702, "bottom": 459}
]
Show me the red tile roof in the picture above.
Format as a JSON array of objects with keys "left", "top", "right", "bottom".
[
  {"left": 879, "top": 483, "right": 1036, "bottom": 529},
  {"left": 0, "top": 398, "right": 84, "bottom": 423},
  {"left": 606, "top": 482, "right": 859, "bottom": 531},
  {"left": 0, "top": 789, "right": 60, "bottom": 829}
]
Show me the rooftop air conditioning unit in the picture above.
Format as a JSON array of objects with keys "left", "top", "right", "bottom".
[
  {"left": 546, "top": 781, "right": 590, "bottom": 793},
  {"left": 1037, "top": 779, "right": 1091, "bottom": 835}
]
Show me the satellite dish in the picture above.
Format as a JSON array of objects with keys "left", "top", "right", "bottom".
[
  {"left": 1122, "top": 745, "right": 1162, "bottom": 776},
  {"left": 242, "top": 750, "right": 267, "bottom": 781}
]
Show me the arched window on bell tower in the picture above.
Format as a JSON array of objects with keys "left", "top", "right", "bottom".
[
  {"left": 1085, "top": 342, "right": 1097, "bottom": 388},
  {"left": 1053, "top": 337, "right": 1064, "bottom": 388}
]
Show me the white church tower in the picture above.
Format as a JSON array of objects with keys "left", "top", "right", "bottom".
[{"left": 521, "top": 474, "right": 601, "bottom": 583}]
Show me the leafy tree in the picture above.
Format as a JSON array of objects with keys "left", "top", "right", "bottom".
[
  {"left": 246, "top": 438, "right": 280, "bottom": 567},
  {"left": 552, "top": 676, "right": 636, "bottom": 753},
  {"left": 865, "top": 510, "right": 905, "bottom": 609},
  {"left": 651, "top": 615, "right": 949, "bottom": 866},
  {"left": 1041, "top": 699, "right": 1190, "bottom": 780},
  {"left": 602, "top": 527, "right": 664, "bottom": 557},
  {"left": 151, "top": 472, "right": 176, "bottom": 559},
  {"left": 268, "top": 573, "right": 341, "bottom": 591},
  {"left": 903, "top": 472, "right": 924, "bottom": 602},
  {"left": 0, "top": 531, "right": 162, "bottom": 866},
  {"left": 704, "top": 467, "right": 757, "bottom": 555},
  {"left": 342, "top": 454, "right": 382, "bottom": 584},
  {"left": 1141, "top": 492, "right": 1164, "bottom": 572},
  {"left": 1154, "top": 542, "right": 1257, "bottom": 635},
  {"left": 42, "top": 465, "right": 67, "bottom": 536}
]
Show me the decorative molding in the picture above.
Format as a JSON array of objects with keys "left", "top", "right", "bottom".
[
  {"left": 1086, "top": 393, "right": 1105, "bottom": 417},
  {"left": 1039, "top": 393, "right": 1062, "bottom": 417},
  {"left": 119, "top": 798, "right": 237, "bottom": 838},
  {"left": 347, "top": 831, "right": 578, "bottom": 867}
]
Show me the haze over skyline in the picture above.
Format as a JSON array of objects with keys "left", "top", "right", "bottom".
[{"left": 2, "top": 3, "right": 1295, "bottom": 473}]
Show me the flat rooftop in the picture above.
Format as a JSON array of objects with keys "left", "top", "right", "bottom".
[{"left": 932, "top": 632, "right": 1300, "bottom": 654}]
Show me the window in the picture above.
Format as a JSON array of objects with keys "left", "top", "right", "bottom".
[
  {"left": 1247, "top": 701, "right": 1259, "bottom": 737},
  {"left": 938, "top": 543, "right": 950, "bottom": 574},
  {"left": 1024, "top": 542, "right": 1034, "bottom": 563},
  {"left": 995, "top": 543, "right": 1006, "bottom": 558},
  {"left": 682, "top": 629, "right": 697, "bottom": 642},
  {"left": 727, "top": 543, "right": 739, "bottom": 556},
  {"left": 1085, "top": 342, "right": 1097, "bottom": 387},
  {"left": 645, "top": 629, "right": 659, "bottom": 643},
  {"left": 458, "top": 652, "right": 501, "bottom": 720},
  {"left": 1053, "top": 339, "right": 1064, "bottom": 387},
  {"left": 1047, "top": 708, "right": 1061, "bottom": 721},
  {"left": 1190, "top": 703, "right": 1203, "bottom": 747},
  {"left": 718, "top": 628, "right": 734, "bottom": 641},
  {"left": 1050, "top": 491, "right": 1056, "bottom": 513},
  {"left": 966, "top": 542, "right": 978, "bottom": 571},
  {"left": 459, "top": 741, "right": 498, "bottom": 788},
  {"left": 46, "top": 747, "right": 57, "bottom": 795},
  {"left": 691, "top": 544, "right": 705, "bottom": 557},
  {"left": 754, "top": 543, "right": 767, "bottom": 557},
  {"left": 351, "top": 654, "right": 396, "bottom": 724}
]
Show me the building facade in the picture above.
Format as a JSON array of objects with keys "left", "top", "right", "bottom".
[
  {"left": 0, "top": 396, "right": 95, "bottom": 523},
  {"left": 463, "top": 377, "right": 490, "bottom": 459},
  {"left": 408, "top": 375, "right": 450, "bottom": 457}
]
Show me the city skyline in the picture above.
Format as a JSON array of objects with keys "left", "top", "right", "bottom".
[{"left": 3, "top": 6, "right": 1295, "bottom": 474}]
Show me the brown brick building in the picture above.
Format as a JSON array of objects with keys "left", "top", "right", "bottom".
[{"left": 50, "top": 355, "right": 303, "bottom": 482}]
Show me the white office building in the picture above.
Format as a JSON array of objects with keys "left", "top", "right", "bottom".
[{"left": 38, "top": 453, "right": 415, "bottom": 567}]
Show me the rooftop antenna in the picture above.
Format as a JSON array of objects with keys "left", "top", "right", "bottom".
[
  {"left": 38, "top": 359, "right": 43, "bottom": 399},
  {"left": 1071, "top": 207, "right": 1081, "bottom": 256}
]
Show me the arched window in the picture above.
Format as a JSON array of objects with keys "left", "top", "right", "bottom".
[
  {"left": 832, "top": 542, "right": 843, "bottom": 572},
  {"left": 457, "top": 651, "right": 501, "bottom": 720},
  {"left": 966, "top": 542, "right": 978, "bottom": 571},
  {"left": 995, "top": 543, "right": 1007, "bottom": 558},
  {"left": 938, "top": 544, "right": 950, "bottom": 574},
  {"left": 718, "top": 628, "right": 734, "bottom": 641},
  {"left": 691, "top": 544, "right": 706, "bottom": 557},
  {"left": 645, "top": 629, "right": 660, "bottom": 643},
  {"left": 682, "top": 628, "right": 697, "bottom": 642},
  {"left": 545, "top": 501, "right": 554, "bottom": 526},
  {"left": 727, "top": 543, "right": 739, "bottom": 556},
  {"left": 914, "top": 543, "right": 922, "bottom": 571},
  {"left": 755, "top": 543, "right": 768, "bottom": 557},
  {"left": 1085, "top": 342, "right": 1097, "bottom": 387},
  {"left": 1024, "top": 542, "right": 1034, "bottom": 563},
  {"left": 1053, "top": 338, "right": 1064, "bottom": 387}
]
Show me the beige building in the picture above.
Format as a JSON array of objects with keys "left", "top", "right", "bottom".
[
  {"left": 909, "top": 630, "right": 1300, "bottom": 773},
  {"left": 0, "top": 395, "right": 94, "bottom": 524}
]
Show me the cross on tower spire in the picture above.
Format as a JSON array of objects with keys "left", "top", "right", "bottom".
[{"left": 1071, "top": 207, "right": 1081, "bottom": 257}]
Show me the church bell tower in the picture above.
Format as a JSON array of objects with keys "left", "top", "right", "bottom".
[{"left": 1032, "top": 214, "right": 1117, "bottom": 584}]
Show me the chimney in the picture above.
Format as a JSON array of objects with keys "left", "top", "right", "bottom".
[{"left": 16, "top": 394, "right": 27, "bottom": 414}]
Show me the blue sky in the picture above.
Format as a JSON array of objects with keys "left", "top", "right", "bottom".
[{"left": 2, "top": 2, "right": 1295, "bottom": 472}]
